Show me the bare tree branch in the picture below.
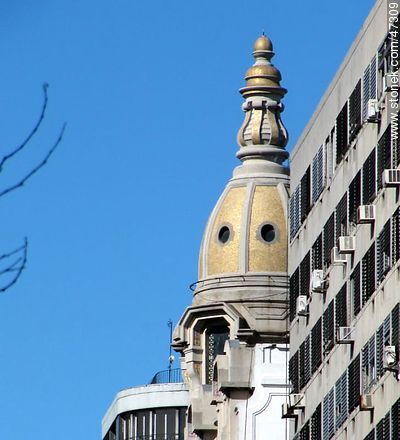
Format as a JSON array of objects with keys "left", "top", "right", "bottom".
[
  {"left": 0, "top": 122, "right": 66, "bottom": 198},
  {"left": 0, "top": 238, "right": 28, "bottom": 293},
  {"left": 0, "top": 83, "right": 49, "bottom": 173}
]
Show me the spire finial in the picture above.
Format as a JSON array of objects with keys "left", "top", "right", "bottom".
[{"left": 236, "top": 34, "right": 288, "bottom": 168}]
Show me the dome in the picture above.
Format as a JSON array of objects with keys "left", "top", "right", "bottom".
[
  {"left": 198, "top": 180, "right": 287, "bottom": 281},
  {"left": 253, "top": 35, "right": 273, "bottom": 52}
]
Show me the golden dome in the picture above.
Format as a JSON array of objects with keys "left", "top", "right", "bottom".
[{"left": 253, "top": 35, "right": 273, "bottom": 52}]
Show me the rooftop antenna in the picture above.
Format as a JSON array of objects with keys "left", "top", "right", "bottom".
[{"left": 167, "top": 319, "right": 174, "bottom": 382}]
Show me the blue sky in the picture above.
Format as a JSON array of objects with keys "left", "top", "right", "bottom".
[{"left": 0, "top": 1, "right": 375, "bottom": 438}]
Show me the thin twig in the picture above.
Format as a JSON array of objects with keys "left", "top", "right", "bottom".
[
  {"left": 0, "top": 122, "right": 66, "bottom": 198},
  {"left": 0, "top": 83, "right": 49, "bottom": 173},
  {"left": 0, "top": 242, "right": 26, "bottom": 261},
  {"left": 0, "top": 238, "right": 28, "bottom": 293}
]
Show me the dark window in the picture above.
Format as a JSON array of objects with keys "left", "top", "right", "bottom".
[
  {"left": 311, "top": 318, "right": 322, "bottom": 374},
  {"left": 310, "top": 404, "right": 322, "bottom": 440},
  {"left": 312, "top": 234, "right": 323, "bottom": 270},
  {"left": 351, "top": 263, "right": 361, "bottom": 318},
  {"left": 301, "top": 166, "right": 311, "bottom": 221},
  {"left": 392, "top": 398, "right": 400, "bottom": 440},
  {"left": 349, "top": 79, "right": 362, "bottom": 141},
  {"left": 260, "top": 224, "right": 275, "bottom": 242},
  {"left": 348, "top": 171, "right": 361, "bottom": 226},
  {"left": 323, "top": 213, "right": 335, "bottom": 268},
  {"left": 323, "top": 300, "right": 335, "bottom": 355},
  {"left": 300, "top": 252, "right": 311, "bottom": 296},
  {"left": 205, "top": 326, "right": 229, "bottom": 384},
  {"left": 336, "top": 284, "right": 347, "bottom": 328},
  {"left": 377, "top": 125, "right": 391, "bottom": 190},
  {"left": 218, "top": 226, "right": 231, "bottom": 244},
  {"left": 348, "top": 354, "right": 360, "bottom": 413},
  {"left": 299, "top": 337, "right": 311, "bottom": 390},
  {"left": 289, "top": 351, "right": 299, "bottom": 394},
  {"left": 362, "top": 148, "right": 376, "bottom": 204},
  {"left": 392, "top": 207, "right": 400, "bottom": 264},
  {"left": 377, "top": 219, "right": 391, "bottom": 283},
  {"left": 335, "top": 193, "right": 348, "bottom": 237},
  {"left": 362, "top": 243, "right": 376, "bottom": 305},
  {"left": 290, "top": 268, "right": 300, "bottom": 322},
  {"left": 336, "top": 102, "right": 349, "bottom": 164}
]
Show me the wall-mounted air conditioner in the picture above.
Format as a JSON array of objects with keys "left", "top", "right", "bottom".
[
  {"left": 296, "top": 295, "right": 308, "bottom": 317},
  {"left": 360, "top": 394, "right": 374, "bottom": 411},
  {"left": 310, "top": 269, "right": 328, "bottom": 292},
  {"left": 366, "top": 99, "right": 379, "bottom": 123},
  {"left": 289, "top": 393, "right": 305, "bottom": 409},
  {"left": 357, "top": 205, "right": 376, "bottom": 224},
  {"left": 281, "top": 403, "right": 297, "bottom": 419},
  {"left": 382, "top": 169, "right": 400, "bottom": 187},
  {"left": 336, "top": 326, "right": 354, "bottom": 344},
  {"left": 383, "top": 345, "right": 397, "bottom": 370},
  {"left": 338, "top": 236, "right": 356, "bottom": 254},
  {"left": 331, "top": 246, "right": 347, "bottom": 264}
]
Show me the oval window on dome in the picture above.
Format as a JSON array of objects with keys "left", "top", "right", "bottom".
[
  {"left": 259, "top": 223, "right": 277, "bottom": 243},
  {"left": 218, "top": 225, "right": 231, "bottom": 245}
]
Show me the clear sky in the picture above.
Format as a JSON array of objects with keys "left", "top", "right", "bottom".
[{"left": 0, "top": 0, "right": 376, "bottom": 438}]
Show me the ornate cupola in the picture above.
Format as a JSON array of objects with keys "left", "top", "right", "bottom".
[{"left": 173, "top": 35, "right": 290, "bottom": 438}]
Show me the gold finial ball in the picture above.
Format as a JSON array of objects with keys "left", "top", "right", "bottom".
[{"left": 253, "top": 35, "right": 273, "bottom": 52}]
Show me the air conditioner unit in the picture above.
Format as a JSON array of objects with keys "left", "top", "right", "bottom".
[
  {"left": 366, "top": 99, "right": 379, "bottom": 122},
  {"left": 357, "top": 205, "right": 376, "bottom": 224},
  {"left": 310, "top": 269, "right": 328, "bottom": 292},
  {"left": 338, "top": 236, "right": 356, "bottom": 254},
  {"left": 336, "top": 326, "right": 354, "bottom": 344},
  {"left": 281, "top": 403, "right": 297, "bottom": 419},
  {"left": 360, "top": 394, "right": 374, "bottom": 411},
  {"left": 383, "top": 345, "right": 397, "bottom": 370},
  {"left": 289, "top": 393, "right": 306, "bottom": 409},
  {"left": 382, "top": 169, "right": 400, "bottom": 187},
  {"left": 296, "top": 295, "right": 308, "bottom": 317},
  {"left": 384, "top": 73, "right": 396, "bottom": 92},
  {"left": 331, "top": 246, "right": 347, "bottom": 264}
]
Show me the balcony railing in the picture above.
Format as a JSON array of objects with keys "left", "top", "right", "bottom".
[{"left": 149, "top": 368, "right": 183, "bottom": 384}]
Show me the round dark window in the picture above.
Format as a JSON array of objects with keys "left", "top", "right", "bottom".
[
  {"left": 218, "top": 226, "right": 231, "bottom": 244},
  {"left": 260, "top": 224, "right": 275, "bottom": 242}
]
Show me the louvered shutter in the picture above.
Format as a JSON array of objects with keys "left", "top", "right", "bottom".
[
  {"left": 312, "top": 234, "right": 323, "bottom": 270},
  {"left": 352, "top": 263, "right": 361, "bottom": 317},
  {"left": 312, "top": 145, "right": 325, "bottom": 202},
  {"left": 377, "top": 219, "right": 391, "bottom": 282},
  {"left": 377, "top": 125, "right": 391, "bottom": 190},
  {"left": 348, "top": 354, "right": 360, "bottom": 413},
  {"left": 336, "top": 284, "right": 347, "bottom": 328},
  {"left": 323, "top": 213, "right": 335, "bottom": 268},
  {"left": 300, "top": 421, "right": 310, "bottom": 440},
  {"left": 362, "top": 147, "right": 376, "bottom": 204},
  {"left": 311, "top": 318, "right": 322, "bottom": 374},
  {"left": 336, "top": 193, "right": 348, "bottom": 237},
  {"left": 349, "top": 79, "right": 362, "bottom": 141},
  {"left": 300, "top": 251, "right": 311, "bottom": 296},
  {"left": 336, "top": 102, "right": 349, "bottom": 164},
  {"left": 311, "top": 404, "right": 322, "bottom": 440},
  {"left": 364, "top": 429, "right": 375, "bottom": 440},
  {"left": 299, "top": 342, "right": 306, "bottom": 390},
  {"left": 391, "top": 398, "right": 400, "bottom": 440},
  {"left": 304, "top": 335, "right": 311, "bottom": 386},
  {"left": 290, "top": 185, "right": 301, "bottom": 240},
  {"left": 289, "top": 351, "right": 299, "bottom": 393},
  {"left": 383, "top": 411, "right": 390, "bottom": 440},
  {"left": 391, "top": 304, "right": 400, "bottom": 353},
  {"left": 290, "top": 268, "right": 300, "bottom": 322},
  {"left": 376, "top": 324, "right": 384, "bottom": 379},
  {"left": 301, "top": 167, "right": 311, "bottom": 221},
  {"left": 392, "top": 207, "right": 400, "bottom": 264},
  {"left": 323, "top": 300, "right": 335, "bottom": 354},
  {"left": 349, "top": 171, "right": 361, "bottom": 226},
  {"left": 376, "top": 419, "right": 384, "bottom": 440},
  {"left": 323, "top": 388, "right": 335, "bottom": 440},
  {"left": 362, "top": 243, "right": 376, "bottom": 305}
]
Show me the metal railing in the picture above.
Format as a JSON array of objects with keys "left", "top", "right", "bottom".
[
  {"left": 149, "top": 368, "right": 183, "bottom": 384},
  {"left": 130, "top": 436, "right": 183, "bottom": 440}
]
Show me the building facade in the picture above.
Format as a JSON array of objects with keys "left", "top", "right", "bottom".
[
  {"left": 288, "top": 1, "right": 399, "bottom": 439},
  {"left": 172, "top": 35, "right": 291, "bottom": 440}
]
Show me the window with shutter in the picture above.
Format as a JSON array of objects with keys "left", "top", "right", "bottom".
[
  {"left": 290, "top": 185, "right": 301, "bottom": 240},
  {"left": 376, "top": 419, "right": 384, "bottom": 440},
  {"left": 377, "top": 125, "right": 391, "bottom": 191},
  {"left": 391, "top": 303, "right": 400, "bottom": 353},
  {"left": 364, "top": 429, "right": 375, "bottom": 440},
  {"left": 300, "top": 252, "right": 311, "bottom": 296},
  {"left": 362, "top": 335, "right": 376, "bottom": 393},
  {"left": 349, "top": 79, "right": 362, "bottom": 141},
  {"left": 323, "top": 388, "right": 335, "bottom": 440},
  {"left": 312, "top": 234, "right": 323, "bottom": 270},
  {"left": 392, "top": 207, "right": 400, "bottom": 264},
  {"left": 289, "top": 351, "right": 299, "bottom": 394},
  {"left": 323, "top": 300, "right": 335, "bottom": 355},
  {"left": 335, "top": 371, "right": 348, "bottom": 429},
  {"left": 383, "top": 411, "right": 390, "bottom": 440},
  {"left": 312, "top": 145, "right": 325, "bottom": 203},
  {"left": 325, "top": 128, "right": 336, "bottom": 181},
  {"left": 378, "top": 33, "right": 392, "bottom": 99},
  {"left": 335, "top": 193, "right": 348, "bottom": 237},
  {"left": 391, "top": 398, "right": 400, "bottom": 440},
  {"left": 300, "top": 421, "right": 310, "bottom": 440},
  {"left": 376, "top": 324, "right": 384, "bottom": 380},
  {"left": 362, "top": 243, "right": 376, "bottom": 305},
  {"left": 348, "top": 354, "right": 360, "bottom": 413},
  {"left": 336, "top": 102, "right": 349, "bottom": 164},
  {"left": 362, "top": 55, "right": 378, "bottom": 121},
  {"left": 351, "top": 263, "right": 361, "bottom": 318},
  {"left": 304, "top": 335, "right": 311, "bottom": 386},
  {"left": 290, "top": 268, "right": 300, "bottom": 322},
  {"left": 311, "top": 404, "right": 322, "bottom": 440},
  {"left": 311, "top": 318, "right": 323, "bottom": 374},
  {"left": 301, "top": 167, "right": 311, "bottom": 221},
  {"left": 349, "top": 171, "right": 361, "bottom": 228},
  {"left": 336, "top": 284, "right": 348, "bottom": 328},
  {"left": 377, "top": 219, "right": 391, "bottom": 283},
  {"left": 362, "top": 148, "right": 377, "bottom": 204},
  {"left": 299, "top": 341, "right": 306, "bottom": 390},
  {"left": 323, "top": 213, "right": 335, "bottom": 268}
]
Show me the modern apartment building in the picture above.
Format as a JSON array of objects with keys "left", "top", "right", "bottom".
[{"left": 287, "top": 1, "right": 399, "bottom": 439}]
